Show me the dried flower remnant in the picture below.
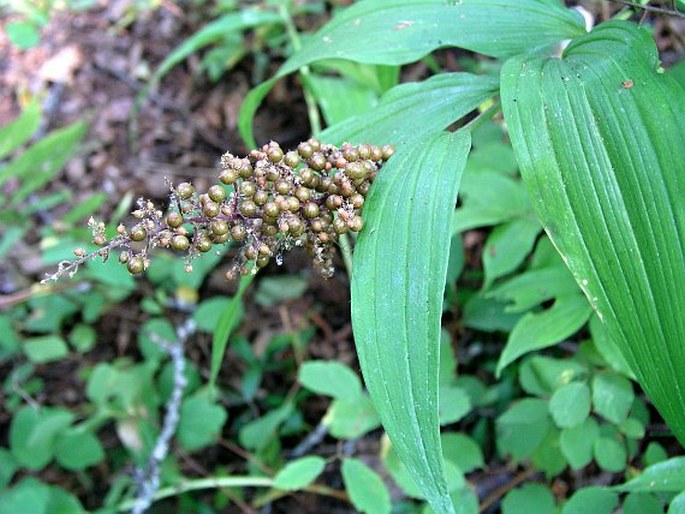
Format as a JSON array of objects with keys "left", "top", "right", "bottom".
[{"left": 42, "top": 139, "right": 395, "bottom": 283}]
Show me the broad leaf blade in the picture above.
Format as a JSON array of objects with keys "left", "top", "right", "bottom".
[
  {"left": 239, "top": 0, "right": 585, "bottom": 147},
  {"left": 351, "top": 131, "right": 471, "bottom": 514},
  {"left": 321, "top": 72, "right": 498, "bottom": 147},
  {"left": 501, "top": 21, "right": 685, "bottom": 442}
]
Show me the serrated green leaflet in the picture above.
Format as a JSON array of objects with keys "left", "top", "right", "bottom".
[
  {"left": 501, "top": 21, "right": 685, "bottom": 443},
  {"left": 239, "top": 0, "right": 584, "bottom": 147},
  {"left": 351, "top": 131, "right": 471, "bottom": 514}
]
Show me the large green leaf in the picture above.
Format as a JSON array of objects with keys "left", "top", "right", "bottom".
[
  {"left": 239, "top": 0, "right": 585, "bottom": 147},
  {"left": 501, "top": 21, "right": 685, "bottom": 442},
  {"left": 321, "top": 72, "right": 498, "bottom": 147},
  {"left": 351, "top": 131, "right": 471, "bottom": 514}
]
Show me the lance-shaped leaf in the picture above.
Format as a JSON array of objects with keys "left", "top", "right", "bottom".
[
  {"left": 239, "top": 0, "right": 585, "bottom": 147},
  {"left": 501, "top": 21, "right": 685, "bottom": 443},
  {"left": 351, "top": 131, "right": 471, "bottom": 514},
  {"left": 321, "top": 72, "right": 498, "bottom": 147}
]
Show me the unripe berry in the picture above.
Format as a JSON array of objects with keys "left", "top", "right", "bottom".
[
  {"left": 172, "top": 235, "right": 190, "bottom": 251},
  {"left": 197, "top": 236, "right": 213, "bottom": 252},
  {"left": 382, "top": 144, "right": 395, "bottom": 160},
  {"left": 263, "top": 201, "right": 280, "bottom": 218},
  {"left": 166, "top": 212, "right": 184, "bottom": 228},
  {"left": 267, "top": 146, "right": 284, "bottom": 163},
  {"left": 284, "top": 151, "right": 300, "bottom": 168},
  {"left": 208, "top": 185, "right": 226, "bottom": 203},
  {"left": 333, "top": 218, "right": 348, "bottom": 234},
  {"left": 203, "top": 201, "right": 220, "bottom": 218},
  {"left": 231, "top": 225, "right": 246, "bottom": 242},
  {"left": 240, "top": 181, "right": 257, "bottom": 197},
  {"left": 127, "top": 256, "right": 144, "bottom": 274},
  {"left": 220, "top": 169, "right": 238, "bottom": 185},
  {"left": 177, "top": 182, "right": 195, "bottom": 199},
  {"left": 303, "top": 202, "right": 320, "bottom": 219},
  {"left": 309, "top": 153, "right": 326, "bottom": 171},
  {"left": 348, "top": 215, "right": 364, "bottom": 232},
  {"left": 297, "top": 142, "right": 313, "bottom": 158},
  {"left": 211, "top": 220, "right": 229, "bottom": 236},
  {"left": 130, "top": 226, "right": 147, "bottom": 242},
  {"left": 275, "top": 179, "right": 292, "bottom": 195},
  {"left": 253, "top": 189, "right": 268, "bottom": 205},
  {"left": 239, "top": 200, "right": 258, "bottom": 217},
  {"left": 295, "top": 186, "right": 311, "bottom": 202}
]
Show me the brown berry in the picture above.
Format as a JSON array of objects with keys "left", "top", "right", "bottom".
[
  {"left": 166, "top": 212, "right": 184, "bottom": 228},
  {"left": 231, "top": 225, "right": 247, "bottom": 242},
  {"left": 130, "top": 226, "right": 147, "bottom": 242},
  {"left": 127, "top": 256, "right": 144, "bottom": 274}
]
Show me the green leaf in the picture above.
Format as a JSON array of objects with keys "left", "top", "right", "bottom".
[
  {"left": 482, "top": 218, "right": 541, "bottom": 287},
  {"left": 519, "top": 356, "right": 588, "bottom": 398},
  {"left": 273, "top": 456, "right": 326, "bottom": 491},
  {"left": 254, "top": 274, "right": 308, "bottom": 307},
  {"left": 560, "top": 417, "right": 599, "bottom": 470},
  {"left": 501, "top": 20, "right": 685, "bottom": 443},
  {"left": 562, "top": 488, "right": 618, "bottom": 514},
  {"left": 9, "top": 406, "right": 74, "bottom": 470},
  {"left": 6, "top": 21, "right": 41, "bottom": 50},
  {"left": 0, "top": 448, "right": 18, "bottom": 488},
  {"left": 147, "top": 10, "right": 282, "bottom": 90},
  {"left": 670, "top": 491, "right": 685, "bottom": 514},
  {"left": 502, "top": 483, "right": 556, "bottom": 514},
  {"left": 341, "top": 458, "right": 392, "bottom": 514},
  {"left": 351, "top": 131, "right": 471, "bottom": 514},
  {"left": 615, "top": 457, "right": 685, "bottom": 493},
  {"left": 549, "top": 382, "right": 591, "bottom": 428},
  {"left": 593, "top": 437, "right": 627, "bottom": 473},
  {"left": 23, "top": 335, "right": 69, "bottom": 364},
  {"left": 592, "top": 372, "right": 634, "bottom": 424},
  {"left": 239, "top": 403, "right": 292, "bottom": 450},
  {"left": 1, "top": 121, "right": 87, "bottom": 203},
  {"left": 0, "top": 100, "right": 41, "bottom": 159},
  {"left": 441, "top": 433, "right": 484, "bottom": 474},
  {"left": 54, "top": 428, "right": 105, "bottom": 471},
  {"left": 496, "top": 294, "right": 592, "bottom": 375},
  {"left": 239, "top": 0, "right": 584, "bottom": 146},
  {"left": 298, "top": 361, "right": 362, "bottom": 400},
  {"left": 210, "top": 273, "right": 252, "bottom": 389},
  {"left": 285, "top": 0, "right": 584, "bottom": 68},
  {"left": 496, "top": 398, "right": 552, "bottom": 461},
  {"left": 320, "top": 73, "right": 498, "bottom": 147},
  {"left": 439, "top": 385, "right": 471, "bottom": 425},
  {"left": 193, "top": 296, "right": 233, "bottom": 332},
  {"left": 324, "top": 395, "right": 381, "bottom": 439},
  {"left": 178, "top": 388, "right": 228, "bottom": 452},
  {"left": 305, "top": 74, "right": 378, "bottom": 126},
  {"left": 623, "top": 493, "right": 664, "bottom": 514}
]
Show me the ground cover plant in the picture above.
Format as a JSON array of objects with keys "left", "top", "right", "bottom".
[{"left": 1, "top": 0, "right": 685, "bottom": 513}]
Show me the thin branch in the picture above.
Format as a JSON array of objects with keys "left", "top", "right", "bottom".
[
  {"left": 609, "top": 0, "right": 685, "bottom": 18},
  {"left": 129, "top": 318, "right": 196, "bottom": 514}
]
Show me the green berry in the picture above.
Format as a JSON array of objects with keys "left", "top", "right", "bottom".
[
  {"left": 197, "top": 236, "right": 213, "bottom": 252},
  {"left": 220, "top": 169, "right": 238, "bottom": 185},
  {"left": 309, "top": 153, "right": 326, "bottom": 171},
  {"left": 166, "top": 212, "right": 183, "bottom": 228},
  {"left": 267, "top": 146, "right": 284, "bottom": 163},
  {"left": 382, "top": 144, "right": 395, "bottom": 160},
  {"left": 203, "top": 201, "right": 220, "bottom": 218},
  {"left": 239, "top": 200, "right": 258, "bottom": 217},
  {"left": 297, "top": 142, "right": 314, "bottom": 159},
  {"left": 211, "top": 220, "right": 229, "bottom": 236},
  {"left": 284, "top": 151, "right": 300, "bottom": 168},
  {"left": 348, "top": 216, "right": 364, "bottom": 232},
  {"left": 303, "top": 202, "right": 320, "bottom": 219},
  {"left": 130, "top": 226, "right": 147, "bottom": 242},
  {"left": 127, "top": 256, "right": 144, "bottom": 274},
  {"left": 172, "top": 235, "right": 190, "bottom": 251},
  {"left": 177, "top": 182, "right": 195, "bottom": 199},
  {"left": 231, "top": 225, "right": 246, "bottom": 242},
  {"left": 263, "top": 201, "right": 280, "bottom": 218},
  {"left": 208, "top": 185, "right": 226, "bottom": 202}
]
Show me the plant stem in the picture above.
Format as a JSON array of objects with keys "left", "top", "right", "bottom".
[
  {"left": 462, "top": 100, "right": 501, "bottom": 134},
  {"left": 118, "top": 476, "right": 274, "bottom": 511},
  {"left": 278, "top": 0, "right": 322, "bottom": 135},
  {"left": 338, "top": 233, "right": 355, "bottom": 277}
]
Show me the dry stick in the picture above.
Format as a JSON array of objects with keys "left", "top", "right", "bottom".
[
  {"left": 130, "top": 318, "right": 195, "bottom": 514},
  {"left": 478, "top": 467, "right": 538, "bottom": 513},
  {"left": 609, "top": 0, "right": 685, "bottom": 18}
]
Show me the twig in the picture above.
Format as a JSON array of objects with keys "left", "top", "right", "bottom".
[
  {"left": 129, "top": 318, "right": 196, "bottom": 514},
  {"left": 608, "top": 0, "right": 685, "bottom": 18},
  {"left": 289, "top": 423, "right": 329, "bottom": 457}
]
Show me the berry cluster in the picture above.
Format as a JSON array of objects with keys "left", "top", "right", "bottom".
[{"left": 44, "top": 139, "right": 394, "bottom": 283}]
